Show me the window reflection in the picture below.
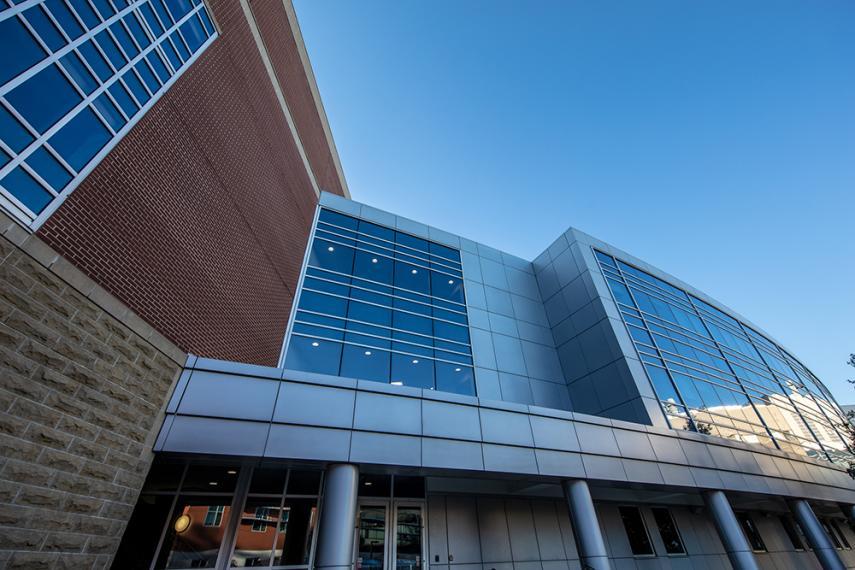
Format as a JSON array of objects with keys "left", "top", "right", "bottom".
[
  {"left": 157, "top": 496, "right": 232, "bottom": 569},
  {"left": 596, "top": 250, "right": 852, "bottom": 464}
]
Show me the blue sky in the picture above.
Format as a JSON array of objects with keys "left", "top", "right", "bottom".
[{"left": 294, "top": 1, "right": 855, "bottom": 402}]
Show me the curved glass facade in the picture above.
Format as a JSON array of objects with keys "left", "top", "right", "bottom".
[
  {"left": 284, "top": 208, "right": 475, "bottom": 396},
  {"left": 594, "top": 249, "right": 851, "bottom": 463},
  {"left": 0, "top": 0, "right": 216, "bottom": 227}
]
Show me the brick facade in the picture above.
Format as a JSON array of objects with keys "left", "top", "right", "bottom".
[
  {"left": 36, "top": 0, "right": 346, "bottom": 367},
  {"left": 0, "top": 214, "right": 185, "bottom": 569}
]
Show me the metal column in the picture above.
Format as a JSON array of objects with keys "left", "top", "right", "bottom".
[
  {"left": 315, "top": 463, "right": 360, "bottom": 570},
  {"left": 790, "top": 499, "right": 845, "bottom": 570},
  {"left": 562, "top": 479, "right": 612, "bottom": 570},
  {"left": 702, "top": 491, "right": 759, "bottom": 570}
]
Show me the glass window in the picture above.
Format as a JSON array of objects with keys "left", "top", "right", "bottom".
[
  {"left": 340, "top": 345, "right": 390, "bottom": 383},
  {"left": 830, "top": 519, "right": 850, "bottom": 549},
  {"left": 96, "top": 30, "right": 127, "bottom": 70},
  {"left": 0, "top": 104, "right": 35, "bottom": 152},
  {"left": 392, "top": 311, "right": 432, "bottom": 336},
  {"left": 7, "top": 64, "right": 82, "bottom": 133},
  {"left": 231, "top": 500, "right": 279, "bottom": 567},
  {"left": 109, "top": 81, "right": 139, "bottom": 117},
  {"left": 61, "top": 52, "right": 99, "bottom": 94},
  {"left": 393, "top": 476, "right": 425, "bottom": 498},
  {"left": 391, "top": 353, "right": 434, "bottom": 389},
  {"left": 284, "top": 336, "right": 342, "bottom": 376},
  {"left": 359, "top": 219, "right": 395, "bottom": 241},
  {"left": 90, "top": 0, "right": 115, "bottom": 20},
  {"left": 359, "top": 473, "right": 392, "bottom": 497},
  {"left": 156, "top": 496, "right": 231, "bottom": 569},
  {"left": 44, "top": 0, "right": 85, "bottom": 39},
  {"left": 110, "top": 494, "right": 175, "bottom": 570},
  {"left": 111, "top": 21, "right": 140, "bottom": 60},
  {"left": 394, "top": 261, "right": 430, "bottom": 294},
  {"left": 821, "top": 519, "right": 844, "bottom": 549},
  {"left": 430, "top": 271, "right": 464, "bottom": 303},
  {"left": 353, "top": 250, "right": 393, "bottom": 284},
  {"left": 124, "top": 71, "right": 151, "bottom": 105},
  {"left": 619, "top": 507, "right": 654, "bottom": 556},
  {"left": 310, "top": 239, "right": 355, "bottom": 274},
  {"left": 318, "top": 208, "right": 358, "bottom": 230},
  {"left": 736, "top": 513, "right": 766, "bottom": 552},
  {"left": 24, "top": 6, "right": 66, "bottom": 52},
  {"left": 778, "top": 516, "right": 804, "bottom": 551},
  {"left": 141, "top": 3, "right": 165, "bottom": 35},
  {"left": 0, "top": 16, "right": 47, "bottom": 85},
  {"left": 94, "top": 93, "right": 126, "bottom": 131},
  {"left": 125, "top": 13, "right": 152, "bottom": 49},
  {"left": 433, "top": 320, "right": 469, "bottom": 344},
  {"left": 180, "top": 15, "right": 207, "bottom": 52},
  {"left": 1, "top": 166, "right": 53, "bottom": 214},
  {"left": 67, "top": 0, "right": 101, "bottom": 29},
  {"left": 49, "top": 106, "right": 111, "bottom": 170},
  {"left": 429, "top": 241, "right": 459, "bottom": 262},
  {"left": 286, "top": 470, "right": 322, "bottom": 495},
  {"left": 395, "top": 231, "right": 429, "bottom": 254},
  {"left": 348, "top": 298, "right": 392, "bottom": 327},
  {"left": 25, "top": 147, "right": 71, "bottom": 191},
  {"left": 249, "top": 467, "right": 287, "bottom": 495},
  {"left": 78, "top": 40, "right": 113, "bottom": 81},
  {"left": 435, "top": 362, "right": 475, "bottom": 396},
  {"left": 272, "top": 498, "right": 318, "bottom": 566},
  {"left": 651, "top": 508, "right": 685, "bottom": 555}
]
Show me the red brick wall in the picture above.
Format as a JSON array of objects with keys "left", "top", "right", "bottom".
[{"left": 36, "top": 0, "right": 345, "bottom": 366}]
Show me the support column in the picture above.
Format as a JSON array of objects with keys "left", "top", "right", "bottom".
[
  {"left": 702, "top": 491, "right": 759, "bottom": 570},
  {"left": 316, "top": 464, "right": 360, "bottom": 570},
  {"left": 562, "top": 479, "right": 611, "bottom": 570},
  {"left": 790, "top": 499, "right": 845, "bottom": 570}
]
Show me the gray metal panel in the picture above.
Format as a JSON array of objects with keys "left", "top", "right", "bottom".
[
  {"left": 266, "top": 424, "right": 351, "bottom": 461},
  {"left": 480, "top": 409, "right": 534, "bottom": 447},
  {"left": 506, "top": 500, "right": 540, "bottom": 562},
  {"left": 422, "top": 438, "right": 485, "bottom": 471},
  {"left": 423, "top": 400, "right": 482, "bottom": 440},
  {"left": 532, "top": 501, "right": 567, "bottom": 561},
  {"left": 428, "top": 496, "right": 449, "bottom": 565},
  {"left": 164, "top": 416, "right": 268, "bottom": 455},
  {"left": 575, "top": 423, "right": 620, "bottom": 455},
  {"left": 446, "top": 496, "right": 483, "bottom": 564},
  {"left": 554, "top": 502, "right": 579, "bottom": 560},
  {"left": 354, "top": 391, "right": 422, "bottom": 435},
  {"left": 273, "top": 382, "right": 355, "bottom": 428},
  {"left": 493, "top": 334, "right": 528, "bottom": 376},
  {"left": 483, "top": 444, "right": 538, "bottom": 474},
  {"left": 536, "top": 450, "right": 585, "bottom": 478},
  {"left": 178, "top": 371, "right": 278, "bottom": 421},
  {"left": 350, "top": 432, "right": 421, "bottom": 466},
  {"left": 530, "top": 416, "right": 580, "bottom": 452},
  {"left": 477, "top": 497, "right": 513, "bottom": 563}
]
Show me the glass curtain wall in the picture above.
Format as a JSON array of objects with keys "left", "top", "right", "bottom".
[
  {"left": 594, "top": 250, "right": 850, "bottom": 463},
  {"left": 284, "top": 208, "right": 475, "bottom": 396}
]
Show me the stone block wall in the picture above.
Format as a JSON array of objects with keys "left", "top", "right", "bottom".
[{"left": 0, "top": 213, "right": 185, "bottom": 569}]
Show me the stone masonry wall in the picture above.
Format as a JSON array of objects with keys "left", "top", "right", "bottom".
[{"left": 0, "top": 213, "right": 185, "bottom": 569}]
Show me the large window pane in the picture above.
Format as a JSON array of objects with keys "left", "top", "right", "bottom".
[
  {"left": 618, "top": 507, "right": 654, "bottom": 556},
  {"left": 340, "top": 345, "right": 390, "bottom": 383},
  {"left": 435, "top": 362, "right": 475, "bottom": 396},
  {"left": 230, "top": 499, "right": 279, "bottom": 567},
  {"left": 49, "top": 106, "right": 111, "bottom": 170},
  {"left": 651, "top": 508, "right": 685, "bottom": 555},
  {"left": 394, "top": 261, "right": 429, "bottom": 294},
  {"left": 391, "top": 354, "right": 434, "bottom": 389},
  {"left": 7, "top": 64, "right": 82, "bottom": 133},
  {"left": 0, "top": 16, "right": 46, "bottom": 85},
  {"left": 284, "top": 337, "right": 342, "bottom": 376},
  {"left": 272, "top": 498, "right": 318, "bottom": 566},
  {"left": 156, "top": 496, "right": 232, "bottom": 569},
  {"left": 353, "top": 250, "right": 393, "bottom": 284},
  {"left": 430, "top": 271, "right": 464, "bottom": 303}
]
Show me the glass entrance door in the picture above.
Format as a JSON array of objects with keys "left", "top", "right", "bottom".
[{"left": 355, "top": 502, "right": 424, "bottom": 570}]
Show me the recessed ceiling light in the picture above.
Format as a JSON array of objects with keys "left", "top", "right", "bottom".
[
  {"left": 208, "top": 481, "right": 218, "bottom": 486},
  {"left": 327, "top": 246, "right": 334, "bottom": 252},
  {"left": 448, "top": 280, "right": 454, "bottom": 285},
  {"left": 455, "top": 368, "right": 461, "bottom": 372},
  {"left": 391, "top": 381, "right": 403, "bottom": 386},
  {"left": 364, "top": 481, "right": 373, "bottom": 486},
  {"left": 371, "top": 258, "right": 378, "bottom": 263},
  {"left": 364, "top": 350, "right": 372, "bottom": 356},
  {"left": 411, "top": 269, "right": 418, "bottom": 274},
  {"left": 412, "top": 359, "right": 419, "bottom": 364},
  {"left": 311, "top": 341, "right": 319, "bottom": 347},
  {"left": 227, "top": 470, "right": 237, "bottom": 475}
]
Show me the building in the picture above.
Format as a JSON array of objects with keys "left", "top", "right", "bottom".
[
  {"left": 0, "top": 0, "right": 346, "bottom": 567},
  {"left": 1, "top": 3, "right": 855, "bottom": 570}
]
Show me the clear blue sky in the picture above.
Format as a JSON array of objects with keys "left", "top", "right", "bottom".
[{"left": 294, "top": 1, "right": 855, "bottom": 403}]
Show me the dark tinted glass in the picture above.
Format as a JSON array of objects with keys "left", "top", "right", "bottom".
[
  {"left": 737, "top": 513, "right": 766, "bottom": 552},
  {"left": 393, "top": 476, "right": 425, "bottom": 498},
  {"left": 182, "top": 464, "right": 241, "bottom": 493},
  {"left": 619, "top": 507, "right": 654, "bottom": 556},
  {"left": 310, "top": 239, "right": 355, "bottom": 274},
  {"left": 24, "top": 7, "right": 65, "bottom": 51},
  {"left": 393, "top": 312, "right": 432, "bottom": 336},
  {"left": 359, "top": 474, "right": 391, "bottom": 497},
  {"left": 94, "top": 93, "right": 126, "bottom": 131},
  {"left": 45, "top": 0, "right": 84, "bottom": 39},
  {"left": 429, "top": 242, "right": 459, "bottom": 262},
  {"left": 284, "top": 337, "right": 342, "bottom": 376},
  {"left": 68, "top": 0, "right": 101, "bottom": 28},
  {"left": 249, "top": 466, "right": 287, "bottom": 495},
  {"left": 0, "top": 16, "right": 46, "bottom": 85},
  {"left": 395, "top": 232, "right": 429, "bottom": 254},
  {"left": 430, "top": 272, "right": 464, "bottom": 303},
  {"left": 26, "top": 147, "right": 71, "bottom": 191},
  {"left": 394, "top": 261, "right": 429, "bottom": 294},
  {"left": 112, "top": 495, "right": 175, "bottom": 570},
  {"left": 433, "top": 320, "right": 469, "bottom": 344},
  {"left": 61, "top": 52, "right": 99, "bottom": 94},
  {"left": 180, "top": 15, "right": 207, "bottom": 51},
  {"left": 0, "top": 104, "right": 34, "bottom": 152},
  {"left": 830, "top": 520, "right": 850, "bottom": 548},
  {"left": 79, "top": 41, "right": 112, "bottom": 81},
  {"left": 286, "top": 470, "right": 322, "bottom": 495},
  {"left": 143, "top": 460, "right": 186, "bottom": 492},
  {"left": 359, "top": 219, "right": 395, "bottom": 241},
  {"left": 156, "top": 496, "right": 231, "bottom": 569},
  {"left": 651, "top": 508, "right": 684, "bottom": 554},
  {"left": 271, "top": 498, "right": 318, "bottom": 566},
  {"left": 319, "top": 208, "right": 358, "bottom": 230}
]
